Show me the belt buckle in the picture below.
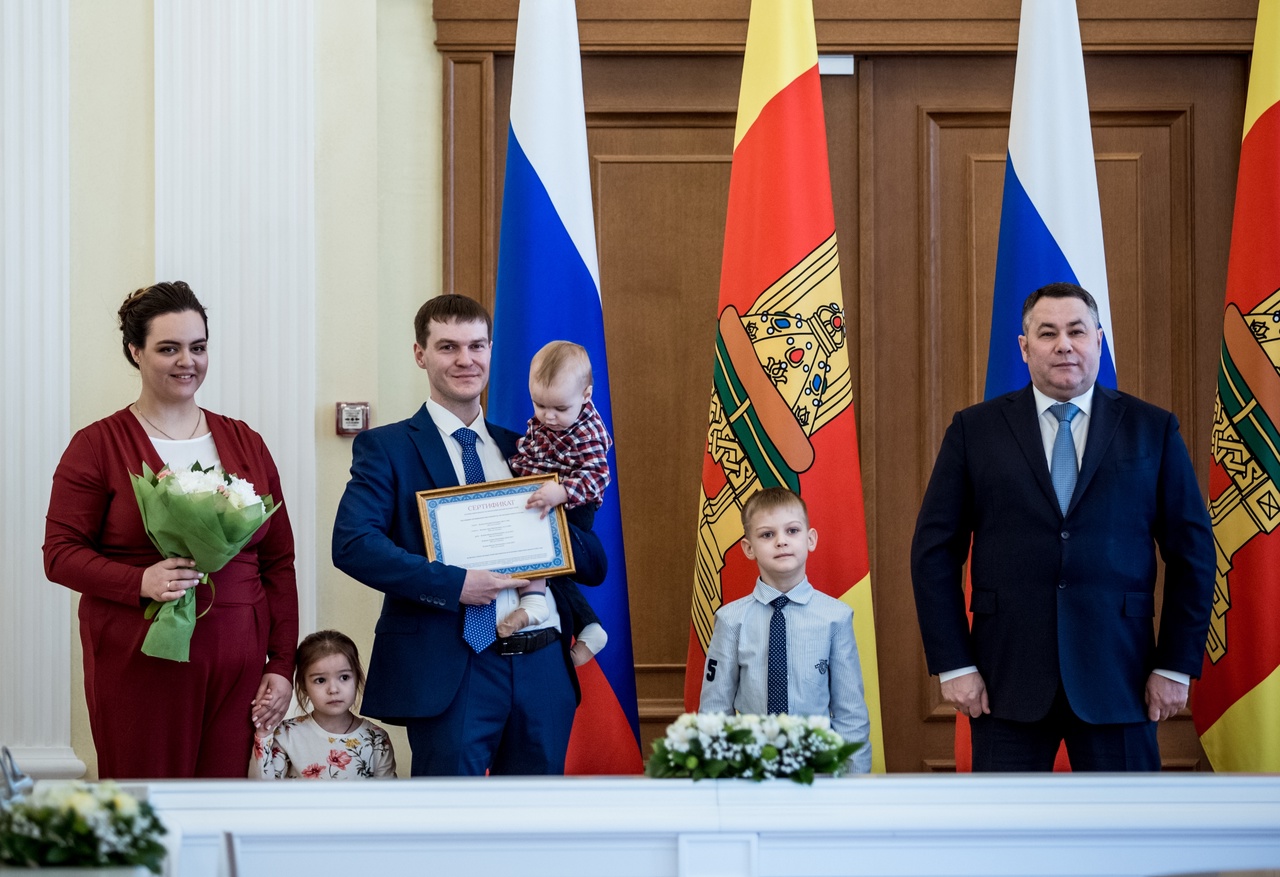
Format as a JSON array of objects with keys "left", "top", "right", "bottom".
[{"left": 496, "top": 634, "right": 527, "bottom": 656}]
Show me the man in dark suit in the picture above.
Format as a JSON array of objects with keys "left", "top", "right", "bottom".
[
  {"left": 910, "top": 281, "right": 1214, "bottom": 771},
  {"left": 332, "top": 294, "right": 606, "bottom": 776}
]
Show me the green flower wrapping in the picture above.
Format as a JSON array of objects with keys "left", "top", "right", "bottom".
[{"left": 130, "top": 462, "right": 280, "bottom": 662}]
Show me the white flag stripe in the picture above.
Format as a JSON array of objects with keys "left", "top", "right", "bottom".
[
  {"left": 1007, "top": 0, "right": 1114, "bottom": 352},
  {"left": 508, "top": 0, "right": 601, "bottom": 292}
]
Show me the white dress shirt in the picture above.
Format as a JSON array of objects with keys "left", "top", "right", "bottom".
[{"left": 424, "top": 399, "right": 559, "bottom": 634}]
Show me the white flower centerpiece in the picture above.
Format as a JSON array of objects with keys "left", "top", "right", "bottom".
[
  {"left": 0, "top": 780, "right": 166, "bottom": 873},
  {"left": 645, "top": 712, "right": 861, "bottom": 784}
]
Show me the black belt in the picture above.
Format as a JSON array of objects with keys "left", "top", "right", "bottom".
[{"left": 492, "top": 627, "right": 559, "bottom": 656}]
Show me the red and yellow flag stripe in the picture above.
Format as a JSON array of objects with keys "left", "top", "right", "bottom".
[
  {"left": 685, "top": 0, "right": 884, "bottom": 771},
  {"left": 1194, "top": 0, "right": 1280, "bottom": 772}
]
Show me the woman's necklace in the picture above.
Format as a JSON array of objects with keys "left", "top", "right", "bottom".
[
  {"left": 133, "top": 403, "right": 201, "bottom": 440},
  {"left": 343, "top": 713, "right": 360, "bottom": 735}
]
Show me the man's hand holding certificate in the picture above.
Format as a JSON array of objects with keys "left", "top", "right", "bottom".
[{"left": 416, "top": 474, "right": 576, "bottom": 579}]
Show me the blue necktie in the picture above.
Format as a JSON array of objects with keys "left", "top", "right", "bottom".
[
  {"left": 1049, "top": 403, "right": 1081, "bottom": 516},
  {"left": 453, "top": 428, "right": 496, "bottom": 653},
  {"left": 766, "top": 595, "right": 789, "bottom": 715}
]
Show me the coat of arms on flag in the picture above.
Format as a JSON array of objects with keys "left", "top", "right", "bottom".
[{"left": 1193, "top": 0, "right": 1280, "bottom": 773}]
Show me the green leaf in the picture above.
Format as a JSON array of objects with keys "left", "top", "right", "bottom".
[{"left": 792, "top": 766, "right": 816, "bottom": 785}]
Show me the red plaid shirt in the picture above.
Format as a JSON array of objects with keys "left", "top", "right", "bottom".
[{"left": 510, "top": 400, "right": 612, "bottom": 508}]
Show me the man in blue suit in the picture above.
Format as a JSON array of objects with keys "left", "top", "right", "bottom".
[
  {"left": 333, "top": 294, "right": 606, "bottom": 776},
  {"left": 911, "top": 282, "right": 1214, "bottom": 771}
]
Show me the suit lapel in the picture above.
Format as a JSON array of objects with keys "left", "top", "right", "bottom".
[
  {"left": 1002, "top": 386, "right": 1060, "bottom": 512},
  {"left": 486, "top": 420, "right": 520, "bottom": 461},
  {"left": 408, "top": 405, "right": 461, "bottom": 489},
  {"left": 1072, "top": 384, "right": 1123, "bottom": 514}
]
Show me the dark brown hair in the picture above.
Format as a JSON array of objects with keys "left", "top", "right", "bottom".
[
  {"left": 413, "top": 294, "right": 493, "bottom": 347},
  {"left": 740, "top": 486, "right": 809, "bottom": 530},
  {"left": 1020, "top": 281, "right": 1100, "bottom": 334},
  {"left": 117, "top": 281, "right": 208, "bottom": 369},
  {"left": 294, "top": 630, "right": 366, "bottom": 711}
]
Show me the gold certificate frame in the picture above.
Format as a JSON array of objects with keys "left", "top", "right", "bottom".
[{"left": 415, "top": 474, "right": 575, "bottom": 579}]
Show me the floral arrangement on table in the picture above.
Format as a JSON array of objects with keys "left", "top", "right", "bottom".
[
  {"left": 130, "top": 461, "right": 280, "bottom": 662},
  {"left": 0, "top": 780, "right": 167, "bottom": 873},
  {"left": 645, "top": 712, "right": 862, "bottom": 784}
]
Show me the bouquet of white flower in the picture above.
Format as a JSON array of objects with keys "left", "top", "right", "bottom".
[
  {"left": 645, "top": 712, "right": 861, "bottom": 784},
  {"left": 130, "top": 461, "right": 280, "bottom": 662},
  {"left": 0, "top": 780, "right": 166, "bottom": 872}
]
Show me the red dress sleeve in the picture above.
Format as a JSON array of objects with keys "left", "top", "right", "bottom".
[{"left": 43, "top": 413, "right": 159, "bottom": 607}]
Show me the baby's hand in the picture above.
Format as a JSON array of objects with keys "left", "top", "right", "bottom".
[
  {"left": 497, "top": 608, "right": 530, "bottom": 638},
  {"left": 570, "top": 641, "right": 595, "bottom": 667},
  {"left": 525, "top": 482, "right": 569, "bottom": 519}
]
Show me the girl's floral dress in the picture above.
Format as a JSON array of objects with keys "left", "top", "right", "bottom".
[{"left": 251, "top": 713, "right": 396, "bottom": 779}]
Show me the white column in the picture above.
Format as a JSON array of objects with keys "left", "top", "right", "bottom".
[
  {"left": 0, "top": 0, "right": 83, "bottom": 778},
  {"left": 154, "top": 0, "right": 317, "bottom": 633}
]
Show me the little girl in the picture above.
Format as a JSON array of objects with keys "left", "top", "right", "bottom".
[{"left": 251, "top": 630, "right": 396, "bottom": 779}]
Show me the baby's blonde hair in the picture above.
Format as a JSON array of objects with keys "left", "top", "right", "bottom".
[{"left": 530, "top": 340, "right": 593, "bottom": 391}]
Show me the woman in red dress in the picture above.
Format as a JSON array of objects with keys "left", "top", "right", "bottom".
[{"left": 44, "top": 281, "right": 298, "bottom": 778}]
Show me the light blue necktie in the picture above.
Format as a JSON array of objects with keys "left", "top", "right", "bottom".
[
  {"left": 766, "top": 595, "right": 789, "bottom": 714},
  {"left": 453, "top": 428, "right": 496, "bottom": 653},
  {"left": 1049, "top": 403, "right": 1081, "bottom": 516}
]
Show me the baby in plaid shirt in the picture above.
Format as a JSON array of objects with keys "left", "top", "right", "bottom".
[{"left": 501, "top": 340, "right": 610, "bottom": 665}]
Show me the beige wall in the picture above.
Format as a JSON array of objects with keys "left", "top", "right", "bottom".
[{"left": 65, "top": 0, "right": 441, "bottom": 777}]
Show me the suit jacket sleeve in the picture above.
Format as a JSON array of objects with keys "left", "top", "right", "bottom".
[
  {"left": 331, "top": 427, "right": 465, "bottom": 609},
  {"left": 1150, "top": 412, "right": 1215, "bottom": 677},
  {"left": 910, "top": 411, "right": 978, "bottom": 676},
  {"left": 562, "top": 521, "right": 606, "bottom": 588}
]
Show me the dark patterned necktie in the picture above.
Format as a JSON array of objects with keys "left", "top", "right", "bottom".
[
  {"left": 1049, "top": 403, "right": 1081, "bottom": 515},
  {"left": 453, "top": 428, "right": 496, "bottom": 653},
  {"left": 766, "top": 595, "right": 790, "bottom": 714}
]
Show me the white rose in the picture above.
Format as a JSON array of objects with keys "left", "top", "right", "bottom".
[
  {"left": 171, "top": 467, "right": 220, "bottom": 495},
  {"left": 223, "top": 475, "right": 263, "bottom": 510},
  {"left": 66, "top": 790, "right": 101, "bottom": 818},
  {"left": 695, "top": 713, "right": 725, "bottom": 735},
  {"left": 111, "top": 792, "right": 139, "bottom": 818}
]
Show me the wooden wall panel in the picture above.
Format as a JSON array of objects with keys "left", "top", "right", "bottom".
[
  {"left": 596, "top": 150, "right": 730, "bottom": 742},
  {"left": 435, "top": 1, "right": 1258, "bottom": 54},
  {"left": 442, "top": 54, "right": 496, "bottom": 298}
]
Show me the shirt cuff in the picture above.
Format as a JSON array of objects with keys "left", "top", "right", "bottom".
[
  {"left": 939, "top": 666, "right": 979, "bottom": 683},
  {"left": 1152, "top": 668, "right": 1190, "bottom": 686}
]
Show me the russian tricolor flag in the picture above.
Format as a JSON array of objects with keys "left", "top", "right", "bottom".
[
  {"left": 985, "top": 0, "right": 1116, "bottom": 399},
  {"left": 489, "top": 0, "right": 643, "bottom": 774}
]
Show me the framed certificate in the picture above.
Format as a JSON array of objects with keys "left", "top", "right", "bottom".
[{"left": 415, "top": 474, "right": 576, "bottom": 579}]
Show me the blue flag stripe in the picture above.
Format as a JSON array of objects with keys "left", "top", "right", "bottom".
[{"left": 986, "top": 156, "right": 1117, "bottom": 399}]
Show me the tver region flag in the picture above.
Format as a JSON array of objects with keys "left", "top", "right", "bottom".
[
  {"left": 682, "top": 0, "right": 884, "bottom": 772},
  {"left": 963, "top": 0, "right": 1116, "bottom": 771},
  {"left": 1194, "top": 0, "right": 1280, "bottom": 773},
  {"left": 490, "top": 0, "right": 643, "bottom": 774}
]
